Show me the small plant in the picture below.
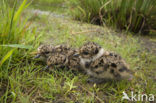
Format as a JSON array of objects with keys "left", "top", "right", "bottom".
[{"left": 64, "top": 77, "right": 77, "bottom": 95}]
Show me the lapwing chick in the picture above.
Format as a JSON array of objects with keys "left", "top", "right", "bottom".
[
  {"left": 76, "top": 42, "right": 133, "bottom": 83},
  {"left": 77, "top": 42, "right": 104, "bottom": 61},
  {"left": 74, "top": 42, "right": 106, "bottom": 69},
  {"left": 53, "top": 45, "right": 82, "bottom": 71},
  {"left": 87, "top": 52, "right": 133, "bottom": 83},
  {"left": 45, "top": 48, "right": 82, "bottom": 72},
  {"left": 44, "top": 53, "right": 68, "bottom": 70},
  {"left": 35, "top": 44, "right": 74, "bottom": 61},
  {"left": 34, "top": 44, "right": 53, "bottom": 61}
]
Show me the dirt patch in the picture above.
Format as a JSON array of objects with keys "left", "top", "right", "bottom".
[{"left": 139, "top": 36, "right": 156, "bottom": 55}]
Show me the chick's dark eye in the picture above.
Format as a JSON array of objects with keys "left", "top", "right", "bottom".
[
  {"left": 83, "top": 51, "right": 89, "bottom": 55},
  {"left": 95, "top": 49, "right": 98, "bottom": 54},
  {"left": 45, "top": 52, "right": 49, "bottom": 54}
]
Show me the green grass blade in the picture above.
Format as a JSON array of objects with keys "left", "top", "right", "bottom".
[
  {"left": 0, "top": 49, "right": 15, "bottom": 67},
  {"left": 24, "top": 0, "right": 32, "bottom": 9},
  {"left": 13, "top": 0, "right": 28, "bottom": 22},
  {"left": 8, "top": 0, "right": 17, "bottom": 39},
  {"left": 0, "top": 44, "right": 33, "bottom": 49}
]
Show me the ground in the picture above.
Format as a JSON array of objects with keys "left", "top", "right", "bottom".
[{"left": 0, "top": 2, "right": 156, "bottom": 103}]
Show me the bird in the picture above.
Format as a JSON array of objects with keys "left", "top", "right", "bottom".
[
  {"left": 74, "top": 42, "right": 106, "bottom": 68},
  {"left": 35, "top": 44, "right": 82, "bottom": 71},
  {"left": 76, "top": 42, "right": 105, "bottom": 62},
  {"left": 44, "top": 53, "right": 68, "bottom": 70},
  {"left": 34, "top": 44, "right": 75, "bottom": 61},
  {"left": 44, "top": 48, "right": 82, "bottom": 72},
  {"left": 74, "top": 42, "right": 133, "bottom": 83},
  {"left": 34, "top": 44, "right": 53, "bottom": 61}
]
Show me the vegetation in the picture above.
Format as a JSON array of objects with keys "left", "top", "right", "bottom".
[
  {"left": 0, "top": 0, "right": 156, "bottom": 102},
  {"left": 31, "top": 0, "right": 66, "bottom": 13},
  {"left": 70, "top": 0, "right": 156, "bottom": 35},
  {"left": 0, "top": 0, "right": 39, "bottom": 102}
]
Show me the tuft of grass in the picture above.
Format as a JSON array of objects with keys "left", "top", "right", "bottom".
[
  {"left": 0, "top": 0, "right": 34, "bottom": 71},
  {"left": 70, "top": 0, "right": 156, "bottom": 35},
  {"left": 0, "top": 0, "right": 30, "bottom": 44},
  {"left": 0, "top": 0, "right": 40, "bottom": 102}
]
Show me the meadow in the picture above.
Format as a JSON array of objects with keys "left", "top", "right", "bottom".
[{"left": 0, "top": 0, "right": 156, "bottom": 102}]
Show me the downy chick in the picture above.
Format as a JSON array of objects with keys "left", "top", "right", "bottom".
[
  {"left": 34, "top": 44, "right": 53, "bottom": 61},
  {"left": 44, "top": 49, "right": 82, "bottom": 72},
  {"left": 34, "top": 44, "right": 74, "bottom": 61},
  {"left": 74, "top": 42, "right": 106, "bottom": 68},
  {"left": 77, "top": 42, "right": 104, "bottom": 62},
  {"left": 75, "top": 42, "right": 133, "bottom": 83},
  {"left": 44, "top": 53, "right": 68, "bottom": 70},
  {"left": 53, "top": 45, "right": 82, "bottom": 71}
]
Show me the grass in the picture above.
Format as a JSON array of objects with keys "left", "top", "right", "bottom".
[
  {"left": 70, "top": 0, "right": 156, "bottom": 35},
  {"left": 30, "top": 0, "right": 67, "bottom": 13},
  {"left": 0, "top": 0, "right": 156, "bottom": 102}
]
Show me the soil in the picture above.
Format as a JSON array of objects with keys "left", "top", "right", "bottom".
[{"left": 139, "top": 36, "right": 156, "bottom": 55}]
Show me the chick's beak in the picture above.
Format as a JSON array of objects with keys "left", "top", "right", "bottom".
[
  {"left": 73, "top": 53, "right": 80, "bottom": 57},
  {"left": 34, "top": 54, "right": 41, "bottom": 59}
]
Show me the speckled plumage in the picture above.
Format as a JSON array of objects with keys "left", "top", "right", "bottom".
[
  {"left": 77, "top": 42, "right": 133, "bottom": 83},
  {"left": 35, "top": 42, "right": 133, "bottom": 83},
  {"left": 78, "top": 42, "right": 102, "bottom": 60},
  {"left": 46, "top": 53, "right": 68, "bottom": 69},
  {"left": 35, "top": 44, "right": 81, "bottom": 71},
  {"left": 45, "top": 48, "right": 82, "bottom": 71},
  {"left": 86, "top": 52, "right": 132, "bottom": 80},
  {"left": 35, "top": 44, "right": 53, "bottom": 61},
  {"left": 35, "top": 44, "right": 74, "bottom": 61},
  {"left": 67, "top": 53, "right": 82, "bottom": 71},
  {"left": 53, "top": 45, "right": 70, "bottom": 53}
]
